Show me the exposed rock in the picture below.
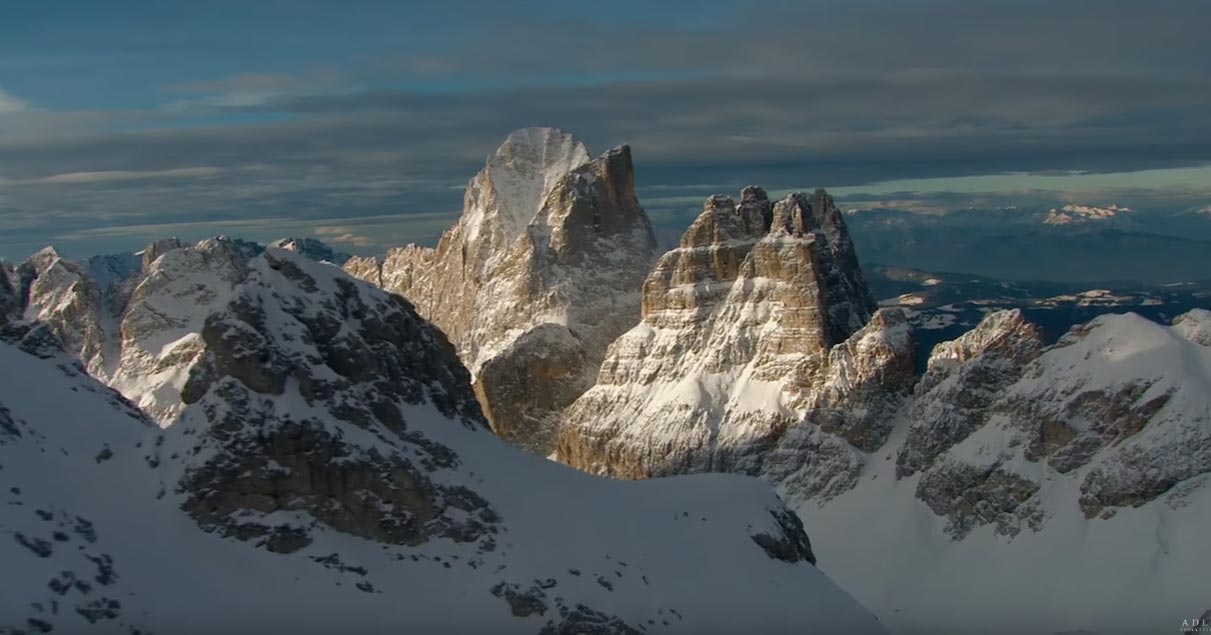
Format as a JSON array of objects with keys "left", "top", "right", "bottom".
[
  {"left": 109, "top": 237, "right": 264, "bottom": 423},
  {"left": 558, "top": 187, "right": 908, "bottom": 503},
  {"left": 0, "top": 261, "right": 18, "bottom": 326},
  {"left": 539, "top": 602, "right": 644, "bottom": 635},
  {"left": 491, "top": 582, "right": 549, "bottom": 617},
  {"left": 1004, "top": 314, "right": 1200, "bottom": 477},
  {"left": 171, "top": 249, "right": 497, "bottom": 551},
  {"left": 801, "top": 309, "right": 916, "bottom": 453},
  {"left": 750, "top": 507, "right": 816, "bottom": 564},
  {"left": 344, "top": 128, "right": 658, "bottom": 453},
  {"left": 0, "top": 401, "right": 22, "bottom": 442},
  {"left": 17, "top": 247, "right": 111, "bottom": 375},
  {"left": 897, "top": 309, "right": 1044, "bottom": 478},
  {"left": 915, "top": 460, "right": 1041, "bottom": 538},
  {"left": 140, "top": 238, "right": 184, "bottom": 271}
]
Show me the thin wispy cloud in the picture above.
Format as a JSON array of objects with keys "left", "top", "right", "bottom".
[
  {"left": 32, "top": 167, "right": 226, "bottom": 185},
  {"left": 0, "top": 87, "right": 30, "bottom": 115},
  {"left": 315, "top": 225, "right": 373, "bottom": 247}
]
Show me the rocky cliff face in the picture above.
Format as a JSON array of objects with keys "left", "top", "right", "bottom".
[
  {"left": 344, "top": 128, "right": 658, "bottom": 454},
  {"left": 0, "top": 260, "right": 21, "bottom": 326},
  {"left": 0, "top": 247, "right": 886, "bottom": 635},
  {"left": 557, "top": 187, "right": 914, "bottom": 500}
]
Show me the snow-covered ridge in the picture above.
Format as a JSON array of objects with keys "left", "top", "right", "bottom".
[
  {"left": 0, "top": 246, "right": 886, "bottom": 634},
  {"left": 0, "top": 236, "right": 366, "bottom": 425},
  {"left": 1043, "top": 203, "right": 1131, "bottom": 225},
  {"left": 809, "top": 308, "right": 1211, "bottom": 634},
  {"left": 269, "top": 236, "right": 352, "bottom": 265}
]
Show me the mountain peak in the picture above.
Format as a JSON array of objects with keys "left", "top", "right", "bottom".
[
  {"left": 560, "top": 184, "right": 902, "bottom": 485},
  {"left": 140, "top": 237, "right": 184, "bottom": 271},
  {"left": 462, "top": 127, "right": 591, "bottom": 248},
  {"left": 344, "top": 127, "right": 656, "bottom": 454},
  {"left": 269, "top": 237, "right": 351, "bottom": 265},
  {"left": 1044, "top": 203, "right": 1131, "bottom": 225},
  {"left": 26, "top": 245, "right": 63, "bottom": 271}
]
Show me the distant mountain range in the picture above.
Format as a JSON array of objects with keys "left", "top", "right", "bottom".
[
  {"left": 845, "top": 204, "right": 1211, "bottom": 284},
  {"left": 866, "top": 264, "right": 1211, "bottom": 367}
]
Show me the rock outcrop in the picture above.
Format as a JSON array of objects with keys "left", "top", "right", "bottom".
[
  {"left": 345, "top": 128, "right": 658, "bottom": 453},
  {"left": 0, "top": 260, "right": 19, "bottom": 326},
  {"left": 16, "top": 247, "right": 113, "bottom": 376},
  {"left": 4, "top": 237, "right": 350, "bottom": 425},
  {"left": 896, "top": 309, "right": 1045, "bottom": 478},
  {"left": 557, "top": 187, "right": 914, "bottom": 500}
]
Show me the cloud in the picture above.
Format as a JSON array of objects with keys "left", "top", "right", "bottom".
[
  {"left": 162, "top": 69, "right": 349, "bottom": 112},
  {"left": 314, "top": 225, "right": 373, "bottom": 247},
  {"left": 32, "top": 167, "right": 226, "bottom": 185},
  {"left": 0, "top": 88, "right": 31, "bottom": 115},
  {"left": 169, "top": 73, "right": 302, "bottom": 96},
  {"left": 1, "top": 0, "right": 1210, "bottom": 260}
]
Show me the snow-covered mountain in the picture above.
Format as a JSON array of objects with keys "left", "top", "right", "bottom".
[
  {"left": 3, "top": 235, "right": 366, "bottom": 426},
  {"left": 558, "top": 187, "right": 914, "bottom": 502},
  {"left": 558, "top": 188, "right": 1211, "bottom": 634},
  {"left": 269, "top": 236, "right": 352, "bottom": 265},
  {"left": 809, "top": 308, "right": 1211, "bottom": 635},
  {"left": 1, "top": 246, "right": 885, "bottom": 634},
  {"left": 1042, "top": 203, "right": 1132, "bottom": 225},
  {"left": 344, "top": 127, "right": 658, "bottom": 454}
]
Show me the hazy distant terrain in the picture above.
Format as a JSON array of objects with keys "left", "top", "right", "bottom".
[{"left": 847, "top": 205, "right": 1211, "bottom": 284}]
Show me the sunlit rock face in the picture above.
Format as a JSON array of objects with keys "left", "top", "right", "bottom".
[
  {"left": 345, "top": 127, "right": 658, "bottom": 454},
  {"left": 558, "top": 186, "right": 915, "bottom": 502}
]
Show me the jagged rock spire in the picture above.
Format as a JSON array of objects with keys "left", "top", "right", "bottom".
[
  {"left": 344, "top": 128, "right": 658, "bottom": 454},
  {"left": 559, "top": 184, "right": 914, "bottom": 494}
]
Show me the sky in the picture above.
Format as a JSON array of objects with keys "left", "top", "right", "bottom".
[{"left": 1, "top": 0, "right": 1210, "bottom": 259}]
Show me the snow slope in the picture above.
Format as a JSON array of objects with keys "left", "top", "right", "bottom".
[
  {"left": 801, "top": 310, "right": 1211, "bottom": 635},
  {"left": 0, "top": 248, "right": 886, "bottom": 635},
  {"left": 805, "top": 419, "right": 1211, "bottom": 635}
]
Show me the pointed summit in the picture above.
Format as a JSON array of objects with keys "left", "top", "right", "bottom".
[
  {"left": 462, "top": 127, "right": 590, "bottom": 254},
  {"left": 345, "top": 128, "right": 657, "bottom": 453}
]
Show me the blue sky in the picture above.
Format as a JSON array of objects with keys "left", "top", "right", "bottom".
[{"left": 2, "top": 0, "right": 1210, "bottom": 259}]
